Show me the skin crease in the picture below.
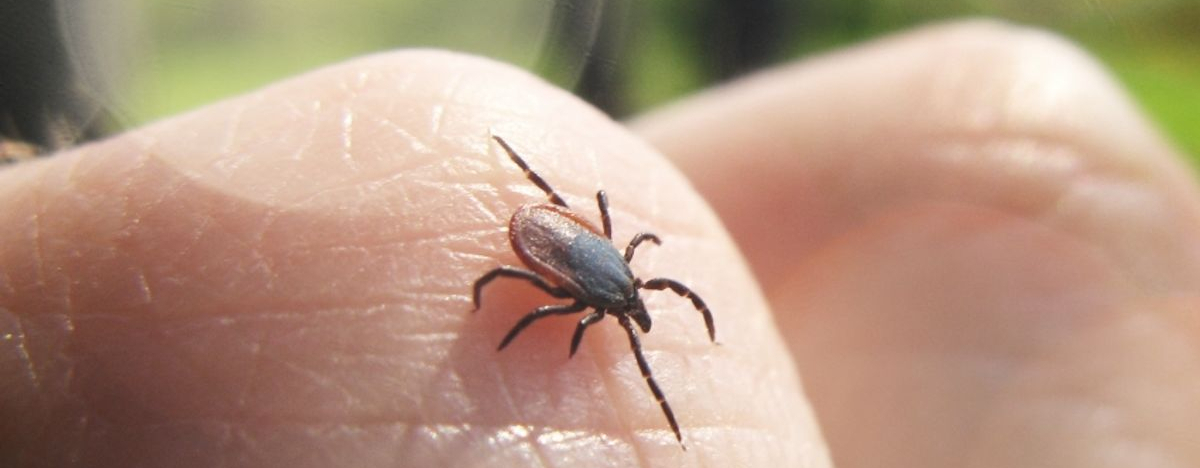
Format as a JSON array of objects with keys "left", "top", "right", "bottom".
[{"left": 0, "top": 19, "right": 1196, "bottom": 468}]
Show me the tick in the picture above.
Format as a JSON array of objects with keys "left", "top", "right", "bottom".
[{"left": 472, "top": 135, "right": 716, "bottom": 448}]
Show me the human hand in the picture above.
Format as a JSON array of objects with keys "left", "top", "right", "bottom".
[
  {"left": 3, "top": 20, "right": 1197, "bottom": 467},
  {"left": 635, "top": 20, "right": 1200, "bottom": 468}
]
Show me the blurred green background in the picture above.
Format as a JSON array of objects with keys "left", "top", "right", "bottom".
[{"left": 90, "top": 0, "right": 1197, "bottom": 161}]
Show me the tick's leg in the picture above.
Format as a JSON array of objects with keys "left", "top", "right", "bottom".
[
  {"left": 617, "top": 314, "right": 685, "bottom": 449},
  {"left": 624, "top": 232, "right": 662, "bottom": 263},
  {"left": 641, "top": 278, "right": 715, "bottom": 342},
  {"left": 596, "top": 190, "right": 612, "bottom": 239},
  {"left": 569, "top": 309, "right": 607, "bottom": 358},
  {"left": 473, "top": 266, "right": 570, "bottom": 311},
  {"left": 492, "top": 135, "right": 568, "bottom": 208},
  {"left": 498, "top": 301, "right": 588, "bottom": 351}
]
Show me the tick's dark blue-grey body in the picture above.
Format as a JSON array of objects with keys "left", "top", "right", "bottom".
[
  {"left": 472, "top": 136, "right": 716, "bottom": 449},
  {"left": 564, "top": 233, "right": 635, "bottom": 304}
]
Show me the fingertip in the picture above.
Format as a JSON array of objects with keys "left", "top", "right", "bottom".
[{"left": 1, "top": 49, "right": 826, "bottom": 466}]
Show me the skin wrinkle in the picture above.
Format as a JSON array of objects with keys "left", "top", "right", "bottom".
[
  {"left": 281, "top": 169, "right": 411, "bottom": 209},
  {"left": 280, "top": 98, "right": 313, "bottom": 121},
  {"left": 8, "top": 313, "right": 40, "bottom": 392},
  {"left": 378, "top": 119, "right": 427, "bottom": 154},
  {"left": 438, "top": 71, "right": 468, "bottom": 109},
  {"left": 337, "top": 69, "right": 371, "bottom": 95},
  {"left": 587, "top": 330, "right": 648, "bottom": 462},
  {"left": 217, "top": 99, "right": 248, "bottom": 162},
  {"left": 339, "top": 107, "right": 359, "bottom": 172},
  {"left": 158, "top": 208, "right": 213, "bottom": 273},
  {"left": 1057, "top": 179, "right": 1198, "bottom": 293},
  {"left": 430, "top": 103, "right": 446, "bottom": 135},
  {"left": 132, "top": 268, "right": 153, "bottom": 304},
  {"left": 488, "top": 361, "right": 523, "bottom": 423},
  {"left": 232, "top": 340, "right": 262, "bottom": 415},
  {"left": 149, "top": 303, "right": 392, "bottom": 334},
  {"left": 247, "top": 209, "right": 281, "bottom": 257},
  {"left": 581, "top": 339, "right": 640, "bottom": 454},
  {"left": 29, "top": 176, "right": 48, "bottom": 298},
  {"left": 247, "top": 248, "right": 280, "bottom": 291},
  {"left": 454, "top": 185, "right": 505, "bottom": 228},
  {"left": 403, "top": 359, "right": 439, "bottom": 451},
  {"left": 865, "top": 134, "right": 1148, "bottom": 280},
  {"left": 529, "top": 430, "right": 554, "bottom": 468},
  {"left": 59, "top": 144, "right": 88, "bottom": 187},
  {"left": 621, "top": 348, "right": 687, "bottom": 456},
  {"left": 136, "top": 171, "right": 189, "bottom": 232},
  {"left": 279, "top": 113, "right": 318, "bottom": 167},
  {"left": 911, "top": 129, "right": 1184, "bottom": 275},
  {"left": 0, "top": 264, "right": 13, "bottom": 297},
  {"left": 898, "top": 132, "right": 1171, "bottom": 277},
  {"left": 280, "top": 359, "right": 357, "bottom": 411},
  {"left": 100, "top": 170, "right": 417, "bottom": 305}
]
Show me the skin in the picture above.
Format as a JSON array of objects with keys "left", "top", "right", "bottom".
[{"left": 0, "top": 19, "right": 1196, "bottom": 468}]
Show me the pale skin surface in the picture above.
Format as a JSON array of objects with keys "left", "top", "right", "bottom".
[{"left": 0, "top": 19, "right": 1197, "bottom": 468}]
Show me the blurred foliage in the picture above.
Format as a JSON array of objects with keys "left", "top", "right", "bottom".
[
  {"left": 621, "top": 0, "right": 1199, "bottom": 160},
  {"left": 116, "top": 0, "right": 1197, "bottom": 161},
  {"left": 120, "top": 0, "right": 552, "bottom": 120}
]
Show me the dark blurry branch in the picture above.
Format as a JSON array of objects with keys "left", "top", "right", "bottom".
[
  {"left": 0, "top": 1, "right": 111, "bottom": 158},
  {"left": 697, "top": 0, "right": 792, "bottom": 81},
  {"left": 571, "top": 0, "right": 629, "bottom": 117},
  {"left": 536, "top": 0, "right": 631, "bottom": 117},
  {"left": 537, "top": 0, "right": 792, "bottom": 118}
]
